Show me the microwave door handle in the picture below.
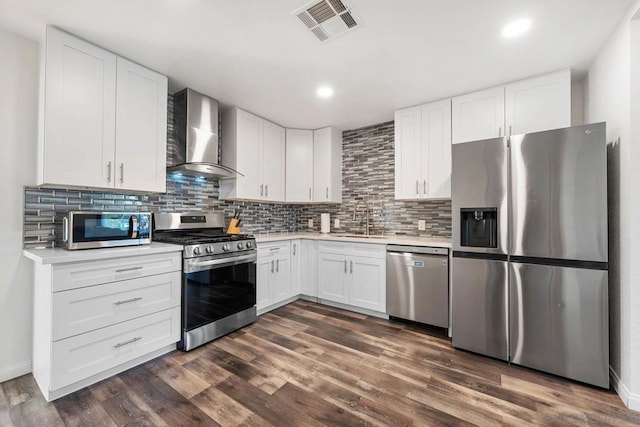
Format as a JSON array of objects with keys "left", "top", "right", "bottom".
[
  {"left": 62, "top": 217, "right": 69, "bottom": 243},
  {"left": 130, "top": 215, "right": 138, "bottom": 239}
]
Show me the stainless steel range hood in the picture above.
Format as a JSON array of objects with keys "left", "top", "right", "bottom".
[{"left": 167, "top": 88, "right": 242, "bottom": 179}]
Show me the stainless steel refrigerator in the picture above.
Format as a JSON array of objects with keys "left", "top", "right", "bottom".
[{"left": 451, "top": 123, "right": 609, "bottom": 388}]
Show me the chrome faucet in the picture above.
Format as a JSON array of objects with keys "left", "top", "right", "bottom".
[{"left": 352, "top": 200, "right": 371, "bottom": 236}]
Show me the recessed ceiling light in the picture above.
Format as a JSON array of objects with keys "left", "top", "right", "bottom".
[
  {"left": 502, "top": 18, "right": 532, "bottom": 39},
  {"left": 317, "top": 86, "right": 334, "bottom": 98}
]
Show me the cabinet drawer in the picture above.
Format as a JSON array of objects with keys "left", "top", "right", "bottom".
[
  {"left": 52, "top": 252, "right": 182, "bottom": 292},
  {"left": 318, "top": 242, "right": 386, "bottom": 259},
  {"left": 257, "top": 241, "right": 291, "bottom": 257},
  {"left": 52, "top": 271, "right": 181, "bottom": 341},
  {"left": 51, "top": 307, "right": 180, "bottom": 390}
]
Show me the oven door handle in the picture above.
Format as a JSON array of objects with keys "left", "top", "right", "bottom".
[{"left": 184, "top": 252, "right": 257, "bottom": 273}]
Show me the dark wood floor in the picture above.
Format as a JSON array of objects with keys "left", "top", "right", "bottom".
[{"left": 2, "top": 300, "right": 639, "bottom": 426}]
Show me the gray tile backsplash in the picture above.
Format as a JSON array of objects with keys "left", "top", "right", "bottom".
[{"left": 23, "top": 97, "right": 451, "bottom": 248}]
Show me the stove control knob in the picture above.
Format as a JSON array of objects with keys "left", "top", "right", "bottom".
[
  {"left": 193, "top": 247, "right": 202, "bottom": 255},
  {"left": 222, "top": 243, "right": 230, "bottom": 252},
  {"left": 246, "top": 241, "right": 253, "bottom": 249},
  {"left": 205, "top": 246, "right": 213, "bottom": 254},
  {"left": 237, "top": 242, "right": 244, "bottom": 250}
]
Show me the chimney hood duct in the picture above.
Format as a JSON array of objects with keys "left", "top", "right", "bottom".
[{"left": 167, "top": 88, "right": 242, "bottom": 179}]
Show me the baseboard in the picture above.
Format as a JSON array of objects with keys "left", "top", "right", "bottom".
[
  {"left": 0, "top": 360, "right": 32, "bottom": 383},
  {"left": 317, "top": 299, "right": 389, "bottom": 319},
  {"left": 610, "top": 366, "right": 640, "bottom": 411}
]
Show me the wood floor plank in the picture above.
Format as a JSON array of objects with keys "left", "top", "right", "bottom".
[
  {"left": 216, "top": 374, "right": 323, "bottom": 427},
  {"left": 5, "top": 300, "right": 639, "bottom": 427},
  {"left": 119, "top": 365, "right": 219, "bottom": 427},
  {"left": 147, "top": 357, "right": 211, "bottom": 399},
  {"left": 191, "top": 385, "right": 255, "bottom": 426}
]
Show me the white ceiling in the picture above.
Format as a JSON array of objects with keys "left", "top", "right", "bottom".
[{"left": 0, "top": 0, "right": 635, "bottom": 130}]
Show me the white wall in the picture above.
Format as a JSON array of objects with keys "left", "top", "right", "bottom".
[
  {"left": 0, "top": 29, "right": 38, "bottom": 382},
  {"left": 585, "top": 0, "right": 640, "bottom": 410}
]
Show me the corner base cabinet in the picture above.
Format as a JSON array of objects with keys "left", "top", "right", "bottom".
[{"left": 27, "top": 247, "right": 182, "bottom": 401}]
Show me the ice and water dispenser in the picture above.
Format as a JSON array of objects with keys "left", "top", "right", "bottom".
[{"left": 459, "top": 208, "right": 498, "bottom": 248}]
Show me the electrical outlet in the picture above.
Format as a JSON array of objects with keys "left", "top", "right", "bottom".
[
  {"left": 334, "top": 218, "right": 340, "bottom": 228},
  {"left": 418, "top": 220, "right": 426, "bottom": 231},
  {"left": 308, "top": 219, "right": 314, "bottom": 228}
]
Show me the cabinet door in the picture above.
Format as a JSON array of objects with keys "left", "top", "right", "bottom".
[
  {"left": 273, "top": 255, "right": 291, "bottom": 304},
  {"left": 256, "top": 255, "right": 273, "bottom": 310},
  {"left": 349, "top": 256, "right": 386, "bottom": 312},
  {"left": 42, "top": 27, "right": 116, "bottom": 188},
  {"left": 505, "top": 70, "right": 571, "bottom": 136},
  {"left": 236, "top": 109, "right": 263, "bottom": 199},
  {"left": 452, "top": 86, "right": 505, "bottom": 144},
  {"left": 290, "top": 240, "right": 301, "bottom": 296},
  {"left": 313, "top": 127, "right": 342, "bottom": 203},
  {"left": 422, "top": 99, "right": 452, "bottom": 199},
  {"left": 262, "top": 121, "right": 286, "bottom": 201},
  {"left": 300, "top": 240, "right": 317, "bottom": 297},
  {"left": 115, "top": 57, "right": 168, "bottom": 192},
  {"left": 286, "top": 129, "right": 314, "bottom": 202},
  {"left": 317, "top": 252, "right": 348, "bottom": 303},
  {"left": 394, "top": 106, "right": 422, "bottom": 199}
]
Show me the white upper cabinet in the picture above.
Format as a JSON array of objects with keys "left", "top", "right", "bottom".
[
  {"left": 40, "top": 27, "right": 168, "bottom": 192},
  {"left": 42, "top": 28, "right": 117, "bottom": 188},
  {"left": 452, "top": 86, "right": 505, "bottom": 144},
  {"left": 220, "top": 108, "right": 286, "bottom": 201},
  {"left": 395, "top": 99, "right": 451, "bottom": 200},
  {"left": 313, "top": 127, "right": 342, "bottom": 203},
  {"left": 262, "top": 120, "right": 286, "bottom": 201},
  {"left": 285, "top": 129, "right": 314, "bottom": 202},
  {"left": 452, "top": 69, "right": 571, "bottom": 144},
  {"left": 505, "top": 69, "right": 571, "bottom": 136},
  {"left": 115, "top": 58, "right": 168, "bottom": 192}
]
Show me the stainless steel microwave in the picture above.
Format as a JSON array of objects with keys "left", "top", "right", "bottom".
[{"left": 54, "top": 211, "right": 152, "bottom": 250}]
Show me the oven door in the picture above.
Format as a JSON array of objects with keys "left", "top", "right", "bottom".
[{"left": 183, "top": 252, "right": 257, "bottom": 332}]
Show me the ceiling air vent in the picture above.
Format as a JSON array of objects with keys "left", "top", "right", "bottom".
[{"left": 292, "top": 0, "right": 361, "bottom": 43}]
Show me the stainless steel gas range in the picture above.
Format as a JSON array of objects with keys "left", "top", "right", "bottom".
[{"left": 153, "top": 212, "right": 257, "bottom": 351}]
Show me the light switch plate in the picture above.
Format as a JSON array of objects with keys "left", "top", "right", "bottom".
[
  {"left": 418, "top": 220, "right": 426, "bottom": 231},
  {"left": 308, "top": 219, "right": 314, "bottom": 228},
  {"left": 334, "top": 218, "right": 340, "bottom": 228}
]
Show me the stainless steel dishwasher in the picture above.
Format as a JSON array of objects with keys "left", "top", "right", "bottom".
[{"left": 386, "top": 245, "right": 449, "bottom": 328}]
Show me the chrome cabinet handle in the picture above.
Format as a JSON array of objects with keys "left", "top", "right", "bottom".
[
  {"left": 265, "top": 184, "right": 269, "bottom": 197},
  {"left": 114, "top": 297, "right": 142, "bottom": 306},
  {"left": 350, "top": 260, "right": 353, "bottom": 274},
  {"left": 115, "top": 266, "right": 143, "bottom": 273},
  {"left": 260, "top": 184, "right": 264, "bottom": 197},
  {"left": 326, "top": 187, "right": 329, "bottom": 199},
  {"left": 107, "top": 161, "right": 112, "bottom": 183},
  {"left": 309, "top": 188, "right": 312, "bottom": 200},
  {"left": 344, "top": 260, "right": 347, "bottom": 273},
  {"left": 276, "top": 259, "right": 279, "bottom": 272},
  {"left": 499, "top": 127, "right": 502, "bottom": 137},
  {"left": 271, "top": 260, "right": 274, "bottom": 273},
  {"left": 509, "top": 125, "right": 512, "bottom": 136},
  {"left": 114, "top": 336, "right": 141, "bottom": 349},
  {"left": 120, "top": 163, "right": 124, "bottom": 184},
  {"left": 293, "top": 243, "right": 296, "bottom": 256},
  {"left": 416, "top": 181, "right": 419, "bottom": 194},
  {"left": 423, "top": 180, "right": 427, "bottom": 194}
]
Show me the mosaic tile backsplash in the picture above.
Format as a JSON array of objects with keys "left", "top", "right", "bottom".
[{"left": 23, "top": 97, "right": 451, "bottom": 248}]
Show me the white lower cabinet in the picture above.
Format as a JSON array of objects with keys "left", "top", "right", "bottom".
[
  {"left": 299, "top": 240, "right": 317, "bottom": 298},
  {"left": 256, "top": 241, "right": 292, "bottom": 312},
  {"left": 317, "top": 242, "right": 386, "bottom": 313},
  {"left": 31, "top": 249, "right": 182, "bottom": 401}
]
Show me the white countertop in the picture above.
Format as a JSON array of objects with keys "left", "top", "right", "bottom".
[
  {"left": 23, "top": 242, "right": 184, "bottom": 265},
  {"left": 254, "top": 232, "right": 452, "bottom": 248}
]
